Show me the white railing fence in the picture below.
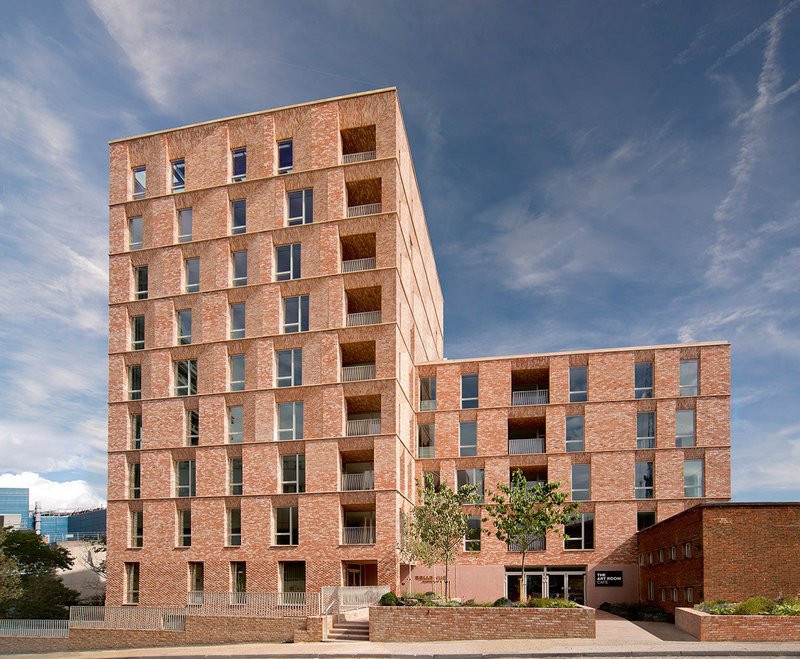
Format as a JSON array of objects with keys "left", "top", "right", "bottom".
[
  {"left": 346, "top": 418, "right": 381, "bottom": 436},
  {"left": 342, "top": 526, "right": 376, "bottom": 545},
  {"left": 508, "top": 535, "right": 546, "bottom": 552},
  {"left": 342, "top": 257, "right": 376, "bottom": 273},
  {"left": 511, "top": 389, "right": 550, "bottom": 406},
  {"left": 0, "top": 619, "right": 69, "bottom": 638},
  {"left": 508, "top": 437, "right": 546, "bottom": 454},
  {"left": 341, "top": 364, "right": 376, "bottom": 381},
  {"left": 346, "top": 203, "right": 382, "bottom": 218},
  {"left": 342, "top": 151, "right": 377, "bottom": 164},
  {"left": 346, "top": 310, "right": 382, "bottom": 326},
  {"left": 321, "top": 585, "right": 390, "bottom": 615},
  {"left": 184, "top": 591, "right": 319, "bottom": 617},
  {"left": 342, "top": 471, "right": 374, "bottom": 491},
  {"left": 69, "top": 606, "right": 186, "bottom": 631}
]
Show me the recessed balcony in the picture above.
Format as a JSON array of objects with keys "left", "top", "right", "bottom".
[
  {"left": 341, "top": 341, "right": 376, "bottom": 382},
  {"left": 346, "top": 179, "right": 381, "bottom": 218},
  {"left": 342, "top": 510, "right": 376, "bottom": 545},
  {"left": 345, "top": 395, "right": 381, "bottom": 436},
  {"left": 508, "top": 418, "right": 546, "bottom": 455},
  {"left": 511, "top": 368, "right": 550, "bottom": 406},
  {"left": 342, "top": 459, "right": 375, "bottom": 492},
  {"left": 341, "top": 233, "right": 377, "bottom": 273},
  {"left": 341, "top": 125, "right": 377, "bottom": 165},
  {"left": 346, "top": 286, "right": 382, "bottom": 327}
]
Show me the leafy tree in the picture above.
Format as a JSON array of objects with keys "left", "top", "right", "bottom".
[
  {"left": 1, "top": 529, "right": 73, "bottom": 575},
  {"left": 483, "top": 471, "right": 579, "bottom": 601},
  {"left": 399, "top": 474, "right": 479, "bottom": 600},
  {"left": 0, "top": 528, "right": 22, "bottom": 602}
]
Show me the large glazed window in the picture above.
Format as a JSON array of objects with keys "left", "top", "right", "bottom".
[{"left": 569, "top": 366, "right": 588, "bottom": 402}]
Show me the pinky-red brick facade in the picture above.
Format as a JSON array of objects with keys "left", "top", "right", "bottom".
[{"left": 107, "top": 88, "right": 730, "bottom": 609}]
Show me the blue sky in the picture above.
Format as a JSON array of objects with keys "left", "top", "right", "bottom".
[{"left": 0, "top": 1, "right": 798, "bottom": 508}]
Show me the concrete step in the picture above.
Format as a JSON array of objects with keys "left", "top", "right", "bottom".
[{"left": 327, "top": 621, "right": 370, "bottom": 641}]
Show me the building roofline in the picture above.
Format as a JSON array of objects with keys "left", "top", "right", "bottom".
[
  {"left": 419, "top": 341, "right": 730, "bottom": 366},
  {"left": 109, "top": 87, "right": 398, "bottom": 145},
  {"left": 637, "top": 501, "right": 800, "bottom": 534}
]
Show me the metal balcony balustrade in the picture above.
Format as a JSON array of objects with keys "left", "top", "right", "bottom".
[
  {"left": 341, "top": 364, "right": 376, "bottom": 382},
  {"left": 346, "top": 418, "right": 381, "bottom": 436},
  {"left": 508, "top": 536, "right": 546, "bottom": 552},
  {"left": 346, "top": 311, "right": 381, "bottom": 326},
  {"left": 346, "top": 203, "right": 382, "bottom": 218},
  {"left": 341, "top": 151, "right": 376, "bottom": 164},
  {"left": 342, "top": 257, "right": 376, "bottom": 273},
  {"left": 418, "top": 445, "right": 435, "bottom": 458},
  {"left": 508, "top": 437, "right": 546, "bottom": 454},
  {"left": 342, "top": 526, "right": 376, "bottom": 545},
  {"left": 185, "top": 591, "right": 315, "bottom": 615},
  {"left": 341, "top": 470, "right": 374, "bottom": 491},
  {"left": 511, "top": 389, "right": 550, "bottom": 406}
]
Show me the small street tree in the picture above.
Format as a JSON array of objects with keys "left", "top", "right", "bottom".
[
  {"left": 399, "top": 474, "right": 479, "bottom": 599},
  {"left": 483, "top": 470, "right": 579, "bottom": 602}
]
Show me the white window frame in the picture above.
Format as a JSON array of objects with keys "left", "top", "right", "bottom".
[
  {"left": 231, "top": 147, "right": 246, "bottom": 182},
  {"left": 128, "top": 364, "right": 142, "bottom": 400},
  {"left": 676, "top": 409, "right": 695, "bottom": 447},
  {"left": 274, "top": 506, "right": 299, "bottom": 545},
  {"left": 231, "top": 199, "right": 246, "bottom": 235},
  {"left": 128, "top": 462, "right": 141, "bottom": 499},
  {"left": 680, "top": 359, "right": 699, "bottom": 396},
  {"left": 186, "top": 409, "right": 199, "bottom": 446},
  {"left": 460, "top": 374, "right": 478, "bottom": 408},
  {"left": 184, "top": 257, "right": 200, "bottom": 293},
  {"left": 286, "top": 189, "right": 312, "bottom": 226},
  {"left": 131, "top": 413, "right": 142, "bottom": 450},
  {"left": 134, "top": 265, "right": 148, "bottom": 300},
  {"left": 456, "top": 468, "right": 484, "bottom": 502},
  {"left": 131, "top": 315, "right": 145, "bottom": 351},
  {"left": 125, "top": 562, "right": 140, "bottom": 604},
  {"left": 177, "top": 208, "right": 192, "bottom": 243},
  {"left": 565, "top": 414, "right": 585, "bottom": 452},
  {"left": 178, "top": 509, "right": 192, "bottom": 547},
  {"left": 281, "top": 454, "right": 305, "bottom": 494},
  {"left": 132, "top": 166, "right": 146, "bottom": 199},
  {"left": 277, "top": 401, "right": 304, "bottom": 440},
  {"left": 129, "top": 510, "right": 143, "bottom": 548},
  {"left": 230, "top": 303, "right": 246, "bottom": 339},
  {"left": 174, "top": 359, "right": 198, "bottom": 396},
  {"left": 417, "top": 423, "right": 435, "bottom": 458},
  {"left": 229, "top": 354, "right": 245, "bottom": 391},
  {"left": 669, "top": 545, "right": 677, "bottom": 560},
  {"left": 228, "top": 405, "right": 243, "bottom": 444},
  {"left": 229, "top": 457, "right": 243, "bottom": 495},
  {"left": 276, "top": 349, "right": 302, "bottom": 387},
  {"left": 227, "top": 508, "right": 242, "bottom": 546},
  {"left": 277, "top": 139, "right": 293, "bottom": 174},
  {"left": 419, "top": 376, "right": 436, "bottom": 411},
  {"left": 569, "top": 366, "right": 588, "bottom": 402},
  {"left": 459, "top": 421, "right": 477, "bottom": 457},
  {"left": 634, "top": 361, "right": 654, "bottom": 399},
  {"left": 634, "top": 461, "right": 654, "bottom": 499},
  {"left": 636, "top": 411, "right": 656, "bottom": 449},
  {"left": 564, "top": 512, "right": 594, "bottom": 550},
  {"left": 128, "top": 216, "right": 143, "bottom": 250},
  {"left": 275, "top": 243, "right": 301, "bottom": 281},
  {"left": 232, "top": 250, "right": 248, "bottom": 287},
  {"left": 175, "top": 460, "right": 196, "bottom": 497},
  {"left": 684, "top": 542, "right": 692, "bottom": 558},
  {"left": 171, "top": 159, "right": 185, "bottom": 192},
  {"left": 282, "top": 295, "right": 309, "bottom": 333},
  {"left": 571, "top": 463, "right": 591, "bottom": 501},
  {"left": 684, "top": 459, "right": 704, "bottom": 498},
  {"left": 464, "top": 515, "right": 481, "bottom": 552},
  {"left": 685, "top": 586, "right": 694, "bottom": 603},
  {"left": 176, "top": 309, "right": 192, "bottom": 345}
]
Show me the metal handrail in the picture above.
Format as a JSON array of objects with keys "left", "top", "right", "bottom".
[
  {"left": 508, "top": 437, "right": 546, "bottom": 454},
  {"left": 346, "top": 418, "right": 381, "bottom": 436},
  {"left": 511, "top": 389, "right": 549, "bottom": 405},
  {"left": 342, "top": 471, "right": 374, "bottom": 491},
  {"left": 341, "top": 364, "right": 376, "bottom": 381},
  {"left": 346, "top": 203, "right": 382, "bottom": 217},
  {"left": 342, "top": 151, "right": 376, "bottom": 164},
  {"left": 342, "top": 526, "right": 376, "bottom": 545},
  {"left": 342, "top": 257, "right": 376, "bottom": 272},
  {"left": 346, "top": 310, "right": 382, "bottom": 326}
]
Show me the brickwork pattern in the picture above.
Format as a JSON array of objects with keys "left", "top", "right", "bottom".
[{"left": 675, "top": 607, "right": 800, "bottom": 642}]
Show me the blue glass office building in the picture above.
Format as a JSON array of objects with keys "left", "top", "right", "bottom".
[{"left": 0, "top": 487, "right": 32, "bottom": 529}]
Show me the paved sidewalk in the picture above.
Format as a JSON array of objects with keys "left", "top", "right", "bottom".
[{"left": 7, "top": 611, "right": 800, "bottom": 658}]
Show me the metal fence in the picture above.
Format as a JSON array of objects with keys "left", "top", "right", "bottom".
[
  {"left": 321, "top": 585, "right": 390, "bottom": 615},
  {"left": 341, "top": 364, "right": 376, "bottom": 381},
  {"left": 0, "top": 619, "right": 69, "bottom": 638},
  {"left": 342, "top": 257, "right": 376, "bottom": 273},
  {"left": 184, "top": 591, "right": 320, "bottom": 618},
  {"left": 69, "top": 606, "right": 186, "bottom": 631},
  {"left": 508, "top": 437, "right": 546, "bottom": 454},
  {"left": 342, "top": 471, "right": 375, "bottom": 491},
  {"left": 346, "top": 203, "right": 382, "bottom": 217},
  {"left": 346, "top": 310, "right": 382, "bottom": 327},
  {"left": 511, "top": 389, "right": 550, "bottom": 406},
  {"left": 342, "top": 151, "right": 376, "bottom": 164},
  {"left": 346, "top": 418, "right": 382, "bottom": 436}
]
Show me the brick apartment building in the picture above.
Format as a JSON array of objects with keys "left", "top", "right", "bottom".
[
  {"left": 106, "top": 87, "right": 730, "bottom": 609},
  {"left": 638, "top": 503, "right": 800, "bottom": 614}
]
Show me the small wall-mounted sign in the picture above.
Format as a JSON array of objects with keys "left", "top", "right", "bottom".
[{"left": 595, "top": 571, "right": 623, "bottom": 587}]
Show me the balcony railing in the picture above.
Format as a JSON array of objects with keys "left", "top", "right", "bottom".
[
  {"left": 342, "top": 471, "right": 374, "bottom": 491},
  {"left": 347, "top": 203, "right": 382, "bottom": 218},
  {"left": 420, "top": 400, "right": 437, "bottom": 411},
  {"left": 637, "top": 437, "right": 656, "bottom": 449},
  {"left": 346, "top": 418, "right": 381, "bottom": 436},
  {"left": 511, "top": 389, "right": 549, "bottom": 406},
  {"left": 185, "top": 591, "right": 317, "bottom": 616},
  {"left": 508, "top": 437, "right": 545, "bottom": 455},
  {"left": 342, "top": 151, "right": 376, "bottom": 164},
  {"left": 508, "top": 536, "right": 546, "bottom": 552},
  {"left": 342, "top": 526, "right": 376, "bottom": 545},
  {"left": 347, "top": 311, "right": 381, "bottom": 326},
  {"left": 342, "top": 257, "right": 376, "bottom": 273},
  {"left": 341, "top": 364, "right": 376, "bottom": 382},
  {"left": 418, "top": 445, "right": 435, "bottom": 458},
  {"left": 187, "top": 591, "right": 204, "bottom": 606}
]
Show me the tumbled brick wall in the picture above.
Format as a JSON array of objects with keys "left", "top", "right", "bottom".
[{"left": 676, "top": 607, "right": 800, "bottom": 641}]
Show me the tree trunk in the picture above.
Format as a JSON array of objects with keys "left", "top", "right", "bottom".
[
  {"left": 444, "top": 558, "right": 450, "bottom": 600},
  {"left": 520, "top": 549, "right": 527, "bottom": 602}
]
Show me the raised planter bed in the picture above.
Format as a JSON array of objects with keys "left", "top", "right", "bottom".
[
  {"left": 676, "top": 607, "right": 800, "bottom": 642},
  {"left": 369, "top": 604, "right": 595, "bottom": 641}
]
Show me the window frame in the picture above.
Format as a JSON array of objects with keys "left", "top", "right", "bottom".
[
  {"left": 231, "top": 250, "right": 248, "bottom": 287},
  {"left": 277, "top": 139, "right": 293, "bottom": 174},
  {"left": 276, "top": 348, "right": 302, "bottom": 387},
  {"left": 419, "top": 376, "right": 437, "bottom": 411},
  {"left": 227, "top": 508, "right": 242, "bottom": 546},
  {"left": 637, "top": 511, "right": 656, "bottom": 531},
  {"left": 231, "top": 147, "right": 246, "bottom": 182},
  {"left": 131, "top": 315, "right": 145, "bottom": 351},
  {"left": 460, "top": 374, "right": 479, "bottom": 409},
  {"left": 184, "top": 257, "right": 200, "bottom": 293},
  {"left": 128, "top": 216, "right": 143, "bottom": 250},
  {"left": 564, "top": 512, "right": 594, "bottom": 550},
  {"left": 175, "top": 459, "right": 196, "bottom": 497},
  {"left": 634, "top": 461, "right": 654, "bottom": 499},
  {"left": 274, "top": 506, "right": 299, "bottom": 545},
  {"left": 456, "top": 468, "right": 484, "bottom": 502},
  {"left": 571, "top": 463, "right": 591, "bottom": 501},
  {"left": 128, "top": 364, "right": 142, "bottom": 400},
  {"left": 282, "top": 294, "right": 309, "bottom": 333},
  {"left": 636, "top": 411, "right": 656, "bottom": 449},
  {"left": 275, "top": 243, "right": 301, "bottom": 281},
  {"left": 128, "top": 462, "right": 141, "bottom": 499},
  {"left": 178, "top": 509, "right": 192, "bottom": 548},
  {"left": 132, "top": 166, "right": 146, "bottom": 199},
  {"left": 171, "top": 159, "right": 185, "bottom": 192},
  {"left": 231, "top": 199, "right": 247, "bottom": 235},
  {"left": 569, "top": 366, "right": 588, "bottom": 402},
  {"left": 228, "top": 405, "right": 243, "bottom": 444},
  {"left": 464, "top": 515, "right": 481, "bottom": 551},
  {"left": 177, "top": 208, "right": 193, "bottom": 243},
  {"left": 174, "top": 359, "right": 198, "bottom": 396},
  {"left": 565, "top": 414, "right": 585, "bottom": 452},
  {"left": 186, "top": 409, "right": 199, "bottom": 446},
  {"left": 134, "top": 265, "right": 148, "bottom": 300},
  {"left": 176, "top": 309, "right": 192, "bottom": 345},
  {"left": 229, "top": 457, "right": 243, "bottom": 495},
  {"left": 684, "top": 459, "right": 704, "bottom": 498},
  {"left": 459, "top": 421, "right": 478, "bottom": 457},
  {"left": 281, "top": 454, "right": 306, "bottom": 494},
  {"left": 634, "top": 362, "right": 654, "bottom": 399},
  {"left": 229, "top": 354, "right": 245, "bottom": 391},
  {"left": 286, "top": 188, "right": 313, "bottom": 226},
  {"left": 130, "top": 413, "right": 142, "bottom": 450},
  {"left": 417, "top": 423, "right": 435, "bottom": 458},
  {"left": 680, "top": 359, "right": 699, "bottom": 396},
  {"left": 277, "top": 401, "right": 304, "bottom": 440},
  {"left": 125, "top": 562, "right": 140, "bottom": 604},
  {"left": 675, "top": 409, "right": 695, "bottom": 447},
  {"left": 230, "top": 303, "right": 246, "bottom": 339}
]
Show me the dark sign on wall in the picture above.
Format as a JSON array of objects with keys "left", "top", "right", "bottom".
[{"left": 595, "top": 571, "right": 623, "bottom": 587}]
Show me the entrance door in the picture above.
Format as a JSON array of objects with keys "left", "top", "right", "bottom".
[
  {"left": 346, "top": 564, "right": 363, "bottom": 586},
  {"left": 567, "top": 574, "right": 585, "bottom": 605},
  {"left": 546, "top": 572, "right": 586, "bottom": 603},
  {"left": 526, "top": 574, "right": 544, "bottom": 599},
  {"left": 548, "top": 574, "right": 566, "bottom": 599},
  {"left": 506, "top": 571, "right": 544, "bottom": 601}
]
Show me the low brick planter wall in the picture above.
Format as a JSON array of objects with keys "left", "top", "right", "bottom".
[
  {"left": 369, "top": 605, "right": 595, "bottom": 641},
  {"left": 676, "top": 607, "right": 800, "bottom": 641}
]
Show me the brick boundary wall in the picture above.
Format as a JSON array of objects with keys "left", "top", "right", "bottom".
[
  {"left": 675, "top": 607, "right": 800, "bottom": 641},
  {"left": 368, "top": 605, "right": 595, "bottom": 641},
  {"left": 0, "top": 615, "right": 323, "bottom": 655}
]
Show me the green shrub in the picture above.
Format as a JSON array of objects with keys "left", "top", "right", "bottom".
[
  {"left": 527, "top": 597, "right": 577, "bottom": 608},
  {"left": 695, "top": 600, "right": 736, "bottom": 615},
  {"left": 492, "top": 597, "right": 513, "bottom": 607},
  {"left": 771, "top": 603, "right": 800, "bottom": 616},
  {"left": 734, "top": 596, "right": 776, "bottom": 615},
  {"left": 379, "top": 592, "right": 400, "bottom": 606}
]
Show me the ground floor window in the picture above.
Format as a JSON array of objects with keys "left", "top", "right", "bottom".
[{"left": 505, "top": 566, "right": 586, "bottom": 604}]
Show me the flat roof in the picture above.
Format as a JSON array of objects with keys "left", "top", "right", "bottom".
[
  {"left": 420, "top": 341, "right": 730, "bottom": 366},
  {"left": 637, "top": 501, "right": 800, "bottom": 534},
  {"left": 110, "top": 87, "right": 397, "bottom": 145}
]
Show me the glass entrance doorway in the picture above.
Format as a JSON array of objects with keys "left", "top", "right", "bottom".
[
  {"left": 505, "top": 567, "right": 586, "bottom": 603},
  {"left": 506, "top": 572, "right": 544, "bottom": 601}
]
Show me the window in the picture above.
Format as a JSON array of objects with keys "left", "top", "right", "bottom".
[
  {"left": 186, "top": 409, "right": 199, "bottom": 446},
  {"left": 177, "top": 208, "right": 192, "bottom": 243},
  {"left": 647, "top": 579, "right": 654, "bottom": 601},
  {"left": 635, "top": 362, "right": 653, "bottom": 399},
  {"left": 174, "top": 359, "right": 198, "bottom": 396},
  {"left": 134, "top": 266, "right": 148, "bottom": 300},
  {"left": 231, "top": 147, "right": 246, "bottom": 182},
  {"left": 456, "top": 468, "right": 484, "bottom": 502},
  {"left": 569, "top": 366, "right": 588, "bottom": 402},
  {"left": 228, "top": 405, "right": 243, "bottom": 444},
  {"left": 565, "top": 415, "right": 585, "bottom": 452},
  {"left": 571, "top": 463, "right": 591, "bottom": 500},
  {"left": 684, "top": 542, "right": 692, "bottom": 558},
  {"left": 669, "top": 545, "right": 677, "bottom": 560},
  {"left": 276, "top": 349, "right": 302, "bottom": 387},
  {"left": 132, "top": 166, "right": 146, "bottom": 199},
  {"left": 131, "top": 414, "right": 142, "bottom": 449},
  {"left": 130, "top": 509, "right": 143, "bottom": 546},
  {"left": 189, "top": 562, "right": 203, "bottom": 594},
  {"left": 275, "top": 506, "right": 299, "bottom": 545},
  {"left": 280, "top": 561, "right": 305, "bottom": 593},
  {"left": 231, "top": 199, "right": 246, "bottom": 235},
  {"left": 418, "top": 423, "right": 435, "bottom": 458},
  {"left": 637, "top": 412, "right": 655, "bottom": 449},
  {"left": 564, "top": 512, "right": 594, "bottom": 550},
  {"left": 283, "top": 295, "right": 309, "bottom": 333},
  {"left": 229, "top": 354, "right": 245, "bottom": 391},
  {"left": 278, "top": 139, "right": 293, "bottom": 174},
  {"left": 275, "top": 243, "right": 301, "bottom": 281},
  {"left": 232, "top": 250, "right": 247, "bottom": 286},
  {"left": 129, "top": 462, "right": 141, "bottom": 499},
  {"left": 128, "top": 216, "right": 143, "bottom": 250},
  {"left": 658, "top": 548, "right": 664, "bottom": 563},
  {"left": 281, "top": 454, "right": 305, "bottom": 493},
  {"left": 420, "top": 376, "right": 436, "bottom": 411},
  {"left": 230, "top": 303, "right": 246, "bottom": 339},
  {"left": 464, "top": 516, "right": 481, "bottom": 551},
  {"left": 459, "top": 421, "right": 477, "bottom": 457},
  {"left": 685, "top": 586, "right": 694, "bottom": 603},
  {"left": 230, "top": 562, "right": 246, "bottom": 595},
  {"left": 461, "top": 374, "right": 478, "bottom": 408},
  {"left": 672, "top": 587, "right": 679, "bottom": 603},
  {"left": 131, "top": 315, "right": 145, "bottom": 350},
  {"left": 661, "top": 588, "right": 666, "bottom": 603},
  {"left": 171, "top": 159, "right": 185, "bottom": 192},
  {"left": 178, "top": 510, "right": 191, "bottom": 547},
  {"left": 684, "top": 459, "right": 704, "bottom": 497},
  {"left": 637, "top": 511, "right": 656, "bottom": 531},
  {"left": 229, "top": 458, "right": 243, "bottom": 495},
  {"left": 184, "top": 258, "right": 200, "bottom": 293},
  {"left": 277, "top": 402, "right": 304, "bottom": 440},
  {"left": 177, "top": 309, "right": 192, "bottom": 345},
  {"left": 287, "top": 189, "right": 313, "bottom": 225},
  {"left": 227, "top": 508, "right": 242, "bottom": 546},
  {"left": 680, "top": 359, "right": 698, "bottom": 396},
  {"left": 676, "top": 409, "right": 695, "bottom": 447},
  {"left": 175, "top": 460, "right": 196, "bottom": 497},
  {"left": 635, "top": 461, "right": 654, "bottom": 499},
  {"left": 125, "top": 562, "right": 140, "bottom": 604},
  {"left": 648, "top": 551, "right": 654, "bottom": 565},
  {"left": 128, "top": 365, "right": 142, "bottom": 400}
]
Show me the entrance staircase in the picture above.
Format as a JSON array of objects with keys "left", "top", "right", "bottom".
[{"left": 327, "top": 618, "right": 370, "bottom": 641}]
